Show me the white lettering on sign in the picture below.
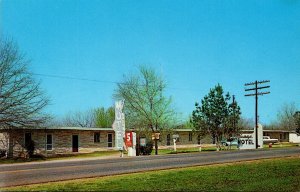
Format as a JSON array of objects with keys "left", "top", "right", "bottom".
[
  {"left": 239, "top": 138, "right": 255, "bottom": 150},
  {"left": 113, "top": 100, "right": 125, "bottom": 150},
  {"left": 126, "top": 133, "right": 131, "bottom": 142},
  {"left": 125, "top": 132, "right": 133, "bottom": 147}
]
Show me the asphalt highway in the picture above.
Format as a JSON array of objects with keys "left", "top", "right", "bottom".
[{"left": 0, "top": 148, "right": 299, "bottom": 187}]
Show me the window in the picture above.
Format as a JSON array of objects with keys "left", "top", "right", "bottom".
[
  {"left": 46, "top": 134, "right": 53, "bottom": 151},
  {"left": 94, "top": 132, "right": 100, "bottom": 143},
  {"left": 167, "top": 134, "right": 171, "bottom": 146},
  {"left": 189, "top": 133, "right": 193, "bottom": 141},
  {"left": 108, "top": 133, "right": 113, "bottom": 147}
]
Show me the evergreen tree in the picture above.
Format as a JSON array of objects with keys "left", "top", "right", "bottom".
[{"left": 191, "top": 84, "right": 241, "bottom": 150}]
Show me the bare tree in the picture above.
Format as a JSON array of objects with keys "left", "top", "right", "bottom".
[
  {"left": 54, "top": 107, "right": 115, "bottom": 128},
  {"left": 277, "top": 102, "right": 298, "bottom": 131},
  {"left": 114, "top": 66, "right": 176, "bottom": 155},
  {"left": 294, "top": 111, "right": 300, "bottom": 133},
  {"left": 0, "top": 39, "right": 49, "bottom": 157},
  {"left": 238, "top": 117, "right": 254, "bottom": 130},
  {"left": 61, "top": 109, "right": 96, "bottom": 127}
]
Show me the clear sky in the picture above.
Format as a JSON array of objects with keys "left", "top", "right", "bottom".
[{"left": 1, "top": 0, "right": 299, "bottom": 125}]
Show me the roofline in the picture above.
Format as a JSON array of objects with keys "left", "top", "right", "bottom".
[
  {"left": 241, "top": 129, "right": 292, "bottom": 133},
  {"left": 49, "top": 127, "right": 113, "bottom": 131},
  {"left": 12, "top": 127, "right": 114, "bottom": 131}
]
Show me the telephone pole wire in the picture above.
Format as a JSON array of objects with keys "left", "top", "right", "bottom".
[{"left": 244, "top": 80, "right": 270, "bottom": 149}]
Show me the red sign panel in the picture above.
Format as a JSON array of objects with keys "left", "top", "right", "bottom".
[{"left": 125, "top": 132, "right": 133, "bottom": 147}]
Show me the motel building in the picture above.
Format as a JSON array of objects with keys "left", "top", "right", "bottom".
[{"left": 0, "top": 127, "right": 300, "bottom": 157}]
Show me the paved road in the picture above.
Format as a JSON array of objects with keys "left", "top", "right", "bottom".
[{"left": 0, "top": 148, "right": 299, "bottom": 187}]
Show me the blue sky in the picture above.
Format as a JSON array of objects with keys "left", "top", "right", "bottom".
[{"left": 1, "top": 0, "right": 299, "bottom": 125}]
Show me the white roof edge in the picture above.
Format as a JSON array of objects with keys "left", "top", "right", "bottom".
[
  {"left": 241, "top": 129, "right": 292, "bottom": 132},
  {"left": 41, "top": 127, "right": 114, "bottom": 131},
  {"left": 174, "top": 129, "right": 194, "bottom": 132}
]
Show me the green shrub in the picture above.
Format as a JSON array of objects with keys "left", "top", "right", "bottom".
[{"left": 139, "top": 141, "right": 153, "bottom": 155}]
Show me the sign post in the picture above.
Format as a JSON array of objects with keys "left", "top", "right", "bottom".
[
  {"left": 257, "top": 124, "right": 263, "bottom": 148},
  {"left": 125, "top": 131, "right": 136, "bottom": 156},
  {"left": 172, "top": 134, "right": 179, "bottom": 152}
]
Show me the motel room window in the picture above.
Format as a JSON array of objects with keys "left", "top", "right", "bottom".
[
  {"left": 167, "top": 134, "right": 171, "bottom": 146},
  {"left": 108, "top": 133, "right": 113, "bottom": 147},
  {"left": 46, "top": 134, "right": 53, "bottom": 151},
  {"left": 94, "top": 132, "right": 100, "bottom": 143},
  {"left": 189, "top": 133, "right": 193, "bottom": 141}
]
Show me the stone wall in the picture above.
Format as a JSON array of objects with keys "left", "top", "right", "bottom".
[
  {"left": 6, "top": 129, "right": 116, "bottom": 157},
  {"left": 0, "top": 133, "right": 7, "bottom": 149},
  {"left": 44, "top": 130, "right": 116, "bottom": 154}
]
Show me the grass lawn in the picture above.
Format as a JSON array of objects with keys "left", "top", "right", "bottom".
[
  {"left": 152, "top": 147, "right": 217, "bottom": 155},
  {"left": 263, "top": 142, "right": 299, "bottom": 148},
  {"left": 154, "top": 142, "right": 299, "bottom": 155},
  {"left": 2, "top": 156, "right": 300, "bottom": 191}
]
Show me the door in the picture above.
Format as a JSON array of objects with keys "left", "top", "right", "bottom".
[
  {"left": 108, "top": 133, "right": 113, "bottom": 147},
  {"left": 72, "top": 135, "right": 79, "bottom": 152},
  {"left": 46, "top": 134, "right": 53, "bottom": 151},
  {"left": 197, "top": 135, "right": 201, "bottom": 145},
  {"left": 25, "top": 132, "right": 32, "bottom": 148}
]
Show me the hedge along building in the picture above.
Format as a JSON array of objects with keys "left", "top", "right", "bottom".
[{"left": 0, "top": 127, "right": 115, "bottom": 157}]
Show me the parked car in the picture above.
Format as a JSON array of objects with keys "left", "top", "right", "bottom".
[
  {"left": 221, "top": 137, "right": 239, "bottom": 147},
  {"left": 263, "top": 136, "right": 278, "bottom": 144}
]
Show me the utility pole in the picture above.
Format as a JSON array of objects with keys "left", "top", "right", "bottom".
[
  {"left": 232, "top": 95, "right": 236, "bottom": 135},
  {"left": 245, "top": 80, "right": 270, "bottom": 149}
]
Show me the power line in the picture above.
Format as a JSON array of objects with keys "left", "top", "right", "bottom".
[
  {"left": 31, "top": 72, "right": 201, "bottom": 91},
  {"left": 31, "top": 73, "right": 120, "bottom": 84}
]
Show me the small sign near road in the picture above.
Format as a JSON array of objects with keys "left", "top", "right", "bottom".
[{"left": 140, "top": 138, "right": 146, "bottom": 147}]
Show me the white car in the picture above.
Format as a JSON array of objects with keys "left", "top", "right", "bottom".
[{"left": 263, "top": 136, "right": 278, "bottom": 144}]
